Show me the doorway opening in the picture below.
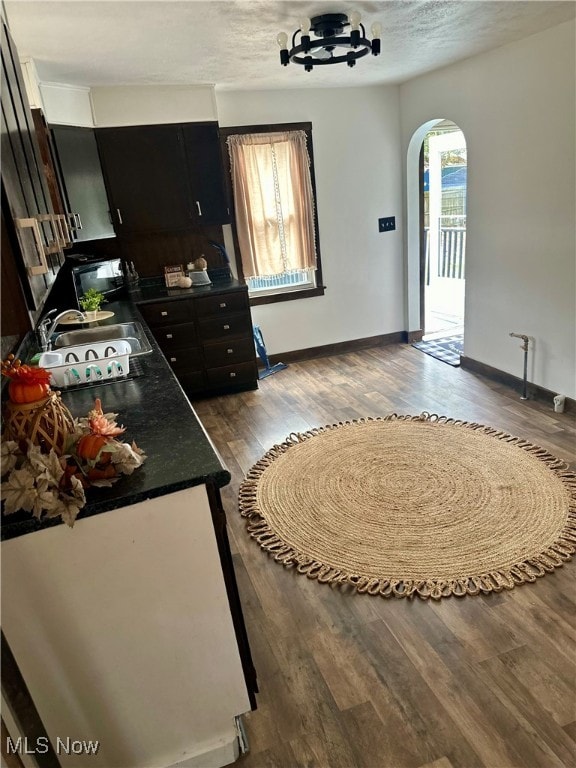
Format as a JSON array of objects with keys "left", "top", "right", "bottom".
[{"left": 422, "top": 121, "right": 467, "bottom": 345}]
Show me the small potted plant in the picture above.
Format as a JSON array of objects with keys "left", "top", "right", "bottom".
[{"left": 79, "top": 288, "right": 106, "bottom": 320}]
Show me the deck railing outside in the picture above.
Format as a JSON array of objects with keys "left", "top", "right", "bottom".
[{"left": 424, "top": 217, "right": 466, "bottom": 283}]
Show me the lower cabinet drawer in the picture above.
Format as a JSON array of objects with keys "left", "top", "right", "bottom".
[
  {"left": 195, "top": 291, "right": 249, "bottom": 318},
  {"left": 206, "top": 361, "right": 257, "bottom": 388},
  {"left": 165, "top": 347, "right": 203, "bottom": 373},
  {"left": 154, "top": 323, "right": 197, "bottom": 352},
  {"left": 203, "top": 338, "right": 255, "bottom": 368},
  {"left": 198, "top": 313, "right": 253, "bottom": 342},
  {"left": 139, "top": 301, "right": 192, "bottom": 326}
]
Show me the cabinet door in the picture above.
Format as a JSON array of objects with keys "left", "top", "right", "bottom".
[
  {"left": 31, "top": 109, "right": 66, "bottom": 218},
  {"left": 182, "top": 123, "right": 230, "bottom": 225},
  {"left": 0, "top": 20, "right": 57, "bottom": 311},
  {"left": 51, "top": 125, "right": 115, "bottom": 242},
  {"left": 96, "top": 125, "right": 192, "bottom": 233}
]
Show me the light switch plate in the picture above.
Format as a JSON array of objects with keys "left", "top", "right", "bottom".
[{"left": 378, "top": 216, "right": 396, "bottom": 232}]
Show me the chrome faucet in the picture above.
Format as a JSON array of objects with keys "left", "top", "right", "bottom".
[{"left": 37, "top": 309, "right": 86, "bottom": 351}]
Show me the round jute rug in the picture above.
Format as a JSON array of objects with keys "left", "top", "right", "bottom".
[{"left": 238, "top": 413, "right": 576, "bottom": 600}]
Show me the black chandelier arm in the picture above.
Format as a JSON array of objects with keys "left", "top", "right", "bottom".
[
  {"left": 289, "top": 34, "right": 372, "bottom": 57},
  {"left": 290, "top": 42, "right": 372, "bottom": 67}
]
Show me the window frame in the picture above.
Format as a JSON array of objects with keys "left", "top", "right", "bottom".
[{"left": 220, "top": 122, "right": 325, "bottom": 306}]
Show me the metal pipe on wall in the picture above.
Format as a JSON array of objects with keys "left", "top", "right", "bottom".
[{"left": 509, "top": 332, "right": 530, "bottom": 400}]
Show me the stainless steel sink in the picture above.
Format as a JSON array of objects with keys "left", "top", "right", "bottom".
[{"left": 52, "top": 322, "right": 153, "bottom": 356}]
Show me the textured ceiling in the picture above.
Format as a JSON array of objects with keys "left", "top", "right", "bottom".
[{"left": 5, "top": 1, "right": 576, "bottom": 91}]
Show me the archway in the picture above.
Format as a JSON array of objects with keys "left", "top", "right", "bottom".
[{"left": 406, "top": 120, "right": 467, "bottom": 347}]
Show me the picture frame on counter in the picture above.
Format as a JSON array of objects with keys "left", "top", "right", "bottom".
[{"left": 164, "top": 264, "right": 185, "bottom": 288}]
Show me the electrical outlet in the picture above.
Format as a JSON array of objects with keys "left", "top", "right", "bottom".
[{"left": 378, "top": 216, "right": 396, "bottom": 232}]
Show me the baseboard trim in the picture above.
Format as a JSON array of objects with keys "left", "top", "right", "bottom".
[
  {"left": 405, "top": 329, "right": 424, "bottom": 343},
  {"left": 168, "top": 733, "right": 240, "bottom": 768},
  {"left": 460, "top": 355, "right": 575, "bottom": 413},
  {"left": 267, "top": 331, "right": 406, "bottom": 365}
]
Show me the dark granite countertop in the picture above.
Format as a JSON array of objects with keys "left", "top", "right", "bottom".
[
  {"left": 128, "top": 277, "right": 247, "bottom": 304},
  {"left": 1, "top": 295, "right": 232, "bottom": 542}
]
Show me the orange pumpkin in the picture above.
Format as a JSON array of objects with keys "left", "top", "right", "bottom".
[
  {"left": 8, "top": 380, "right": 51, "bottom": 404},
  {"left": 87, "top": 464, "right": 117, "bottom": 482},
  {"left": 2, "top": 357, "right": 53, "bottom": 404},
  {"left": 76, "top": 433, "right": 110, "bottom": 460}
]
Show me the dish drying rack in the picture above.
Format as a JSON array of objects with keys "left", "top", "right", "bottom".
[{"left": 38, "top": 340, "right": 131, "bottom": 388}]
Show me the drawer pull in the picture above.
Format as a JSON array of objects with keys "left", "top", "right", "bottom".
[
  {"left": 219, "top": 302, "right": 227, "bottom": 308},
  {"left": 230, "top": 372, "right": 236, "bottom": 378},
  {"left": 161, "top": 311, "right": 168, "bottom": 317},
  {"left": 166, "top": 333, "right": 173, "bottom": 339},
  {"left": 170, "top": 357, "right": 177, "bottom": 363},
  {"left": 223, "top": 324, "right": 230, "bottom": 330},
  {"left": 227, "top": 348, "right": 234, "bottom": 354}
]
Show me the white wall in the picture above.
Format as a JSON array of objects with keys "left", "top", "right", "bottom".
[
  {"left": 91, "top": 85, "right": 217, "bottom": 126},
  {"left": 216, "top": 86, "right": 405, "bottom": 356},
  {"left": 400, "top": 20, "right": 576, "bottom": 399}
]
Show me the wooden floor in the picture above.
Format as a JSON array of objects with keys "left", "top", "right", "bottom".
[{"left": 193, "top": 343, "right": 576, "bottom": 768}]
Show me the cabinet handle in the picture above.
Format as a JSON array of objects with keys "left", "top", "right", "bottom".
[
  {"left": 35, "top": 213, "right": 61, "bottom": 254},
  {"left": 56, "top": 214, "right": 72, "bottom": 248},
  {"left": 117, "top": 208, "right": 123, "bottom": 224},
  {"left": 161, "top": 311, "right": 168, "bottom": 317},
  {"left": 15, "top": 217, "right": 49, "bottom": 276},
  {"left": 195, "top": 200, "right": 202, "bottom": 217},
  {"left": 230, "top": 372, "right": 236, "bottom": 378},
  {"left": 219, "top": 302, "right": 227, "bottom": 308},
  {"left": 166, "top": 333, "right": 173, "bottom": 339},
  {"left": 53, "top": 215, "right": 65, "bottom": 248},
  {"left": 67, "top": 212, "right": 82, "bottom": 233},
  {"left": 223, "top": 324, "right": 230, "bottom": 330},
  {"left": 227, "top": 348, "right": 234, "bottom": 354}
]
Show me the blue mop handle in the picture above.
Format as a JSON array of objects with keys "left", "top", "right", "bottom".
[{"left": 253, "top": 325, "right": 271, "bottom": 369}]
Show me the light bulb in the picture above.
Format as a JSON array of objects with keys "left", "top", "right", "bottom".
[
  {"left": 277, "top": 31, "right": 288, "bottom": 49},
  {"left": 371, "top": 21, "right": 382, "bottom": 39},
  {"left": 349, "top": 10, "right": 361, "bottom": 30},
  {"left": 300, "top": 17, "right": 311, "bottom": 33}
]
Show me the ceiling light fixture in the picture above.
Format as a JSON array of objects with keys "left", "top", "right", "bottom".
[{"left": 277, "top": 12, "right": 381, "bottom": 71}]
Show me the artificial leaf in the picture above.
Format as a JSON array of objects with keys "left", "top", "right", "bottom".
[{"left": 1, "top": 468, "right": 37, "bottom": 514}]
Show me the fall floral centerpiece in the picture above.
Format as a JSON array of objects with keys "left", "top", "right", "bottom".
[
  {"left": 2, "top": 354, "right": 74, "bottom": 455},
  {"left": 1, "top": 355, "right": 146, "bottom": 527}
]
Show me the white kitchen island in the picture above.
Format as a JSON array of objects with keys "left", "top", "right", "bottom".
[{"left": 2, "top": 483, "right": 251, "bottom": 768}]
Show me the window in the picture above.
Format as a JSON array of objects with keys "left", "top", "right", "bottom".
[{"left": 222, "top": 123, "right": 324, "bottom": 305}]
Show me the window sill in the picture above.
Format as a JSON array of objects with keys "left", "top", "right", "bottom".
[{"left": 249, "top": 285, "right": 325, "bottom": 306}]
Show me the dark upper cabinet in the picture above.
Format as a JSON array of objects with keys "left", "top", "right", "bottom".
[
  {"left": 1, "top": 20, "right": 59, "bottom": 313},
  {"left": 182, "top": 123, "right": 230, "bottom": 225},
  {"left": 51, "top": 125, "right": 115, "bottom": 242},
  {"left": 96, "top": 124, "right": 194, "bottom": 233},
  {"left": 96, "top": 122, "right": 229, "bottom": 235}
]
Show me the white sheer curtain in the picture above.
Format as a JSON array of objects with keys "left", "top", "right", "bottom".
[{"left": 227, "top": 130, "right": 317, "bottom": 279}]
